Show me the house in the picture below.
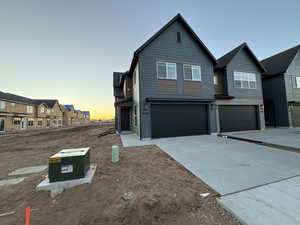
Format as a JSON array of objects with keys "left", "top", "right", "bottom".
[
  {"left": 35, "top": 100, "right": 63, "bottom": 128},
  {"left": 0, "top": 91, "right": 36, "bottom": 132},
  {"left": 82, "top": 111, "right": 90, "bottom": 121},
  {"left": 61, "top": 104, "right": 76, "bottom": 125},
  {"left": 114, "top": 14, "right": 218, "bottom": 139},
  {"left": 261, "top": 45, "right": 300, "bottom": 127},
  {"left": 213, "top": 43, "right": 266, "bottom": 132}
]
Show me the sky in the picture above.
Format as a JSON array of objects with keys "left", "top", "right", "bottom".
[{"left": 0, "top": 0, "right": 299, "bottom": 119}]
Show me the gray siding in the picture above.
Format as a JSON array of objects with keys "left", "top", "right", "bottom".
[
  {"left": 226, "top": 48, "right": 263, "bottom": 99},
  {"left": 285, "top": 51, "right": 300, "bottom": 102},
  {"left": 262, "top": 75, "right": 289, "bottom": 126},
  {"left": 138, "top": 20, "right": 214, "bottom": 138}
]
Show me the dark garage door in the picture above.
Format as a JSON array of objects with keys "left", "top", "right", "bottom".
[
  {"left": 291, "top": 105, "right": 300, "bottom": 127},
  {"left": 151, "top": 104, "right": 208, "bottom": 139},
  {"left": 219, "top": 105, "right": 258, "bottom": 132}
]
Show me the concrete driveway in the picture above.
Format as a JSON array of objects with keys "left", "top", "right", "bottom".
[
  {"left": 121, "top": 134, "right": 300, "bottom": 225},
  {"left": 121, "top": 134, "right": 300, "bottom": 195},
  {"left": 222, "top": 127, "right": 300, "bottom": 150}
]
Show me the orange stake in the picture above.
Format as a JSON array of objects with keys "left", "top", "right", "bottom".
[{"left": 25, "top": 207, "right": 31, "bottom": 225}]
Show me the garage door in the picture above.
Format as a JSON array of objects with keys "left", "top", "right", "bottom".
[
  {"left": 219, "top": 105, "right": 258, "bottom": 132},
  {"left": 151, "top": 104, "right": 208, "bottom": 139},
  {"left": 291, "top": 105, "right": 300, "bottom": 127}
]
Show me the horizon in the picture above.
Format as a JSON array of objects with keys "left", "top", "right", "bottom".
[{"left": 1, "top": 1, "right": 299, "bottom": 119}]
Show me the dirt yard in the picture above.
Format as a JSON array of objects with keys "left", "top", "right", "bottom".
[{"left": 0, "top": 122, "right": 241, "bottom": 225}]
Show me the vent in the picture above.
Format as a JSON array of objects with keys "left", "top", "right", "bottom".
[{"left": 177, "top": 32, "right": 181, "bottom": 43}]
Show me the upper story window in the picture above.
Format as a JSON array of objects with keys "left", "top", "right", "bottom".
[
  {"left": 233, "top": 72, "right": 257, "bottom": 89},
  {"left": 52, "top": 109, "right": 54, "bottom": 113},
  {"left": 46, "top": 109, "right": 50, "bottom": 114},
  {"left": 214, "top": 75, "right": 218, "bottom": 85},
  {"left": 11, "top": 103, "right": 16, "bottom": 107},
  {"left": 0, "top": 101, "right": 6, "bottom": 109},
  {"left": 295, "top": 77, "right": 300, "bottom": 88},
  {"left": 40, "top": 107, "right": 45, "bottom": 113},
  {"left": 157, "top": 62, "right": 177, "bottom": 80},
  {"left": 26, "top": 105, "right": 33, "bottom": 113},
  {"left": 183, "top": 64, "right": 201, "bottom": 81}
]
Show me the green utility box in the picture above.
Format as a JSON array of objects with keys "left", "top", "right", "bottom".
[{"left": 48, "top": 147, "right": 90, "bottom": 183}]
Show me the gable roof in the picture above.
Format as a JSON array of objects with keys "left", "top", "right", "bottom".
[
  {"left": 261, "top": 45, "right": 300, "bottom": 76},
  {"left": 128, "top": 13, "right": 217, "bottom": 74},
  {"left": 34, "top": 99, "right": 58, "bottom": 108},
  {"left": 75, "top": 110, "right": 82, "bottom": 113},
  {"left": 215, "top": 43, "right": 266, "bottom": 72},
  {"left": 82, "top": 111, "right": 90, "bottom": 116},
  {"left": 63, "top": 104, "right": 74, "bottom": 111},
  {"left": 0, "top": 91, "right": 36, "bottom": 105}
]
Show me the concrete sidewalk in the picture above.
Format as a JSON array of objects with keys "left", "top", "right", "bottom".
[
  {"left": 222, "top": 128, "right": 300, "bottom": 150},
  {"left": 219, "top": 176, "right": 300, "bottom": 225}
]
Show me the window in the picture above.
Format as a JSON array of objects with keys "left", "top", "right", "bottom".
[
  {"left": 13, "top": 118, "right": 21, "bottom": 126},
  {"left": 177, "top": 32, "right": 181, "bottom": 43},
  {"left": 0, "top": 101, "right": 5, "bottom": 109},
  {"left": 11, "top": 103, "right": 16, "bottom": 107},
  {"left": 52, "top": 109, "right": 54, "bottom": 113},
  {"left": 233, "top": 72, "right": 256, "bottom": 89},
  {"left": 183, "top": 64, "right": 201, "bottom": 81},
  {"left": 26, "top": 106, "right": 33, "bottom": 113},
  {"left": 40, "top": 107, "right": 45, "bottom": 113},
  {"left": 46, "top": 109, "right": 50, "bottom": 114},
  {"left": 134, "top": 106, "right": 137, "bottom": 126},
  {"left": 38, "top": 120, "right": 43, "bottom": 126},
  {"left": 28, "top": 119, "right": 34, "bottom": 127},
  {"left": 157, "top": 62, "right": 177, "bottom": 80},
  {"left": 296, "top": 77, "right": 300, "bottom": 88},
  {"left": 214, "top": 75, "right": 218, "bottom": 85}
]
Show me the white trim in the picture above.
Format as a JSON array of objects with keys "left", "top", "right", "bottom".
[
  {"left": 233, "top": 71, "right": 257, "bottom": 89},
  {"left": 296, "top": 77, "right": 300, "bottom": 88},
  {"left": 156, "top": 62, "right": 177, "bottom": 80},
  {"left": 183, "top": 64, "right": 202, "bottom": 81}
]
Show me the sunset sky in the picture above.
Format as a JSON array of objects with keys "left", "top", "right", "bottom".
[{"left": 1, "top": 1, "right": 299, "bottom": 119}]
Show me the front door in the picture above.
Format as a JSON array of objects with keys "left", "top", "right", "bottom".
[
  {"left": 0, "top": 119, "right": 4, "bottom": 131},
  {"left": 121, "top": 108, "right": 131, "bottom": 131},
  {"left": 21, "top": 118, "right": 26, "bottom": 130}
]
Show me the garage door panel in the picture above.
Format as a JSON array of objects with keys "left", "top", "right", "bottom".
[
  {"left": 219, "top": 105, "right": 258, "bottom": 132},
  {"left": 151, "top": 104, "right": 208, "bottom": 138},
  {"left": 292, "top": 106, "right": 300, "bottom": 127}
]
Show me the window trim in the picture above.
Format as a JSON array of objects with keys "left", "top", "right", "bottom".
[
  {"left": 296, "top": 77, "right": 300, "bottom": 88},
  {"left": 233, "top": 71, "right": 257, "bottom": 89},
  {"left": 183, "top": 64, "right": 202, "bottom": 82},
  {"left": 0, "top": 101, "right": 6, "bottom": 109},
  {"left": 156, "top": 62, "right": 177, "bottom": 80}
]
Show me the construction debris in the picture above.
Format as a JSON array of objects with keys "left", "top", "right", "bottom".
[
  {"left": 9, "top": 165, "right": 47, "bottom": 176},
  {"left": 0, "top": 211, "right": 15, "bottom": 217},
  {"left": 121, "top": 191, "right": 134, "bottom": 201}
]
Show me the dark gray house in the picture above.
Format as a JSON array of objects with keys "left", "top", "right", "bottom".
[
  {"left": 261, "top": 45, "right": 300, "bottom": 127},
  {"left": 113, "top": 14, "right": 266, "bottom": 139},
  {"left": 114, "top": 14, "right": 217, "bottom": 139},
  {"left": 214, "top": 43, "right": 266, "bottom": 132}
]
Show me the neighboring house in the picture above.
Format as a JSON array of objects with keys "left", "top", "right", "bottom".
[
  {"left": 61, "top": 104, "right": 76, "bottom": 125},
  {"left": 261, "top": 45, "right": 300, "bottom": 127},
  {"left": 214, "top": 43, "right": 266, "bottom": 132},
  {"left": 0, "top": 91, "right": 36, "bottom": 132},
  {"left": 82, "top": 111, "right": 90, "bottom": 121},
  {"left": 35, "top": 100, "right": 63, "bottom": 128},
  {"left": 114, "top": 14, "right": 218, "bottom": 139}
]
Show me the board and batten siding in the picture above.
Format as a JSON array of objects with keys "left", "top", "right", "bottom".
[
  {"left": 138, "top": 20, "right": 215, "bottom": 138},
  {"left": 262, "top": 75, "right": 289, "bottom": 126},
  {"left": 226, "top": 48, "right": 263, "bottom": 99},
  {"left": 285, "top": 51, "right": 300, "bottom": 102}
]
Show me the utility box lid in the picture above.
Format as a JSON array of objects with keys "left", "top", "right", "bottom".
[{"left": 50, "top": 147, "right": 90, "bottom": 158}]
